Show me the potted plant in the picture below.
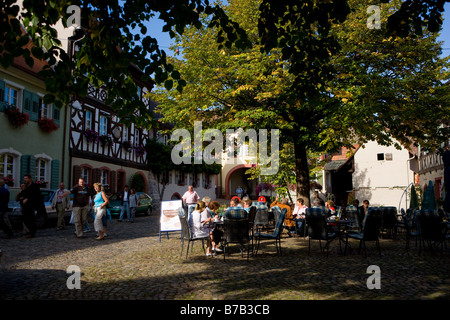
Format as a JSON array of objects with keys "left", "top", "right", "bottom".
[
  {"left": 121, "top": 140, "right": 131, "bottom": 151},
  {"left": 38, "top": 118, "right": 58, "bottom": 133},
  {"left": 99, "top": 134, "right": 113, "bottom": 146},
  {"left": 83, "top": 129, "right": 99, "bottom": 143},
  {"left": 4, "top": 106, "right": 29, "bottom": 128},
  {"left": 35, "top": 179, "right": 49, "bottom": 188},
  {"left": 133, "top": 144, "right": 146, "bottom": 156},
  {"left": 3, "top": 176, "right": 14, "bottom": 187}
]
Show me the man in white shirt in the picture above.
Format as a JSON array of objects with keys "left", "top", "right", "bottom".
[{"left": 182, "top": 185, "right": 199, "bottom": 214}]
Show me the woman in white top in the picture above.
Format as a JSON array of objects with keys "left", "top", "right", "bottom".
[{"left": 189, "top": 201, "right": 214, "bottom": 256}]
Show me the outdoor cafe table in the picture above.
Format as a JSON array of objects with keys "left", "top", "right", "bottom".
[{"left": 327, "top": 219, "right": 355, "bottom": 254}]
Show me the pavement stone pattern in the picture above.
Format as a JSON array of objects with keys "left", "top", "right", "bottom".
[{"left": 0, "top": 213, "right": 449, "bottom": 301}]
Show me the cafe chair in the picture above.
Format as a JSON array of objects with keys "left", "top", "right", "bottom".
[
  {"left": 345, "top": 205, "right": 361, "bottom": 233},
  {"left": 401, "top": 208, "right": 421, "bottom": 252},
  {"left": 305, "top": 207, "right": 336, "bottom": 257},
  {"left": 417, "top": 209, "right": 450, "bottom": 255},
  {"left": 254, "top": 208, "right": 286, "bottom": 256},
  {"left": 248, "top": 206, "right": 257, "bottom": 252},
  {"left": 179, "top": 214, "right": 209, "bottom": 259},
  {"left": 223, "top": 218, "right": 250, "bottom": 261},
  {"left": 380, "top": 206, "right": 398, "bottom": 239},
  {"left": 254, "top": 203, "right": 269, "bottom": 232},
  {"left": 345, "top": 208, "right": 382, "bottom": 258}
]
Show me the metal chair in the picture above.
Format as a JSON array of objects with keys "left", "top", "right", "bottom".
[
  {"left": 223, "top": 218, "right": 250, "bottom": 260},
  {"left": 345, "top": 205, "right": 361, "bottom": 233},
  {"left": 253, "top": 203, "right": 269, "bottom": 232},
  {"left": 305, "top": 207, "right": 336, "bottom": 257},
  {"left": 254, "top": 208, "right": 286, "bottom": 256},
  {"left": 179, "top": 213, "right": 209, "bottom": 259},
  {"left": 380, "top": 206, "right": 398, "bottom": 238},
  {"left": 417, "top": 209, "right": 450, "bottom": 255},
  {"left": 345, "top": 208, "right": 382, "bottom": 257},
  {"left": 401, "top": 208, "right": 421, "bottom": 251}
]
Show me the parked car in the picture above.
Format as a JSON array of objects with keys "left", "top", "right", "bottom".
[
  {"left": 7, "top": 189, "right": 73, "bottom": 229},
  {"left": 107, "top": 192, "right": 153, "bottom": 217}
]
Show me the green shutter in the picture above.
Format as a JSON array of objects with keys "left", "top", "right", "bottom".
[
  {"left": 29, "top": 93, "right": 39, "bottom": 121},
  {"left": 53, "top": 105, "right": 60, "bottom": 126},
  {"left": 51, "top": 160, "right": 60, "bottom": 189},
  {"left": 20, "top": 155, "right": 36, "bottom": 182},
  {"left": 23, "top": 90, "right": 32, "bottom": 112},
  {"left": 0, "top": 80, "right": 5, "bottom": 111}
]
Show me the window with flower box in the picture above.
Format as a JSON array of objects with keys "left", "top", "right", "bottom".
[
  {"left": 0, "top": 153, "right": 15, "bottom": 187},
  {"left": 35, "top": 158, "right": 49, "bottom": 187}
]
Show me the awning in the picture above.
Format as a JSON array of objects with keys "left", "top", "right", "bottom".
[{"left": 323, "top": 160, "right": 348, "bottom": 171}]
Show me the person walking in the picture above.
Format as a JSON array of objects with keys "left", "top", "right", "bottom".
[
  {"left": 0, "top": 178, "right": 13, "bottom": 238},
  {"left": 64, "top": 178, "right": 90, "bottom": 238},
  {"left": 21, "top": 174, "right": 43, "bottom": 238},
  {"left": 52, "top": 182, "right": 70, "bottom": 230},
  {"left": 92, "top": 183, "right": 109, "bottom": 240},
  {"left": 129, "top": 188, "right": 139, "bottom": 223},
  {"left": 118, "top": 185, "right": 130, "bottom": 222}
]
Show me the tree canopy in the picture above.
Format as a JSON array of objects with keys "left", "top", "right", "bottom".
[{"left": 150, "top": 0, "right": 449, "bottom": 205}]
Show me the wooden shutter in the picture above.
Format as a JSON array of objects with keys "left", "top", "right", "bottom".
[
  {"left": 72, "top": 165, "right": 82, "bottom": 186},
  {"left": 50, "top": 160, "right": 60, "bottom": 189},
  {"left": 110, "top": 170, "right": 117, "bottom": 193},
  {"left": 92, "top": 168, "right": 101, "bottom": 185},
  {"left": 20, "top": 155, "right": 36, "bottom": 181},
  {"left": 0, "top": 80, "right": 5, "bottom": 111}
]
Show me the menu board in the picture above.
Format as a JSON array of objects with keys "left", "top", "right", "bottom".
[{"left": 159, "top": 200, "right": 182, "bottom": 235}]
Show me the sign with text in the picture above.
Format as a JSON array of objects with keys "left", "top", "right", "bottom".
[{"left": 160, "top": 200, "right": 182, "bottom": 233}]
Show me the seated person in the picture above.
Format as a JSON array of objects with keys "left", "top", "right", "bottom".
[
  {"left": 242, "top": 198, "right": 253, "bottom": 212},
  {"left": 189, "top": 201, "right": 214, "bottom": 256},
  {"left": 270, "top": 196, "right": 295, "bottom": 236},
  {"left": 292, "top": 198, "right": 308, "bottom": 235},
  {"left": 326, "top": 200, "right": 336, "bottom": 217},
  {"left": 225, "top": 198, "right": 248, "bottom": 219}
]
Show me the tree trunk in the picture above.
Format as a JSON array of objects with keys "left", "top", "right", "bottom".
[{"left": 294, "top": 141, "right": 311, "bottom": 207}]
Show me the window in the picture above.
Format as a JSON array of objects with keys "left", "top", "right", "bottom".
[
  {"left": 0, "top": 154, "right": 14, "bottom": 182},
  {"left": 134, "top": 129, "right": 140, "bottom": 146},
  {"left": 39, "top": 99, "right": 51, "bottom": 119},
  {"left": 35, "top": 158, "right": 48, "bottom": 184},
  {"left": 101, "top": 169, "right": 109, "bottom": 186},
  {"left": 123, "top": 125, "right": 129, "bottom": 141},
  {"left": 385, "top": 153, "right": 393, "bottom": 161},
  {"left": 5, "top": 85, "right": 18, "bottom": 107},
  {"left": 81, "top": 167, "right": 90, "bottom": 185},
  {"left": 85, "top": 110, "right": 93, "bottom": 130},
  {"left": 377, "top": 153, "right": 385, "bottom": 161},
  {"left": 99, "top": 115, "right": 108, "bottom": 136}
]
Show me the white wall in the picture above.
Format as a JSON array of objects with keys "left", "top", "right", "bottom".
[{"left": 353, "top": 141, "right": 415, "bottom": 209}]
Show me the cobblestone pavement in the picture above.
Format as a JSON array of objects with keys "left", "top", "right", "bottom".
[{"left": 0, "top": 213, "right": 449, "bottom": 302}]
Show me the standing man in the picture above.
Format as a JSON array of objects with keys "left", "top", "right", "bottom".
[
  {"left": 64, "top": 178, "right": 90, "bottom": 238},
  {"left": 52, "top": 182, "right": 70, "bottom": 230},
  {"left": 119, "top": 185, "right": 130, "bottom": 222},
  {"left": 0, "top": 178, "right": 13, "bottom": 238},
  {"left": 22, "top": 174, "right": 42, "bottom": 238},
  {"left": 182, "top": 185, "right": 199, "bottom": 214},
  {"left": 236, "top": 185, "right": 243, "bottom": 199}
]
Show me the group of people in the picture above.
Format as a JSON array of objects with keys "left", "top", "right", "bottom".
[
  {"left": 0, "top": 174, "right": 46, "bottom": 239},
  {"left": 0, "top": 175, "right": 141, "bottom": 241}
]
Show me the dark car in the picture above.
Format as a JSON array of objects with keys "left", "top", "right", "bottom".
[
  {"left": 107, "top": 192, "right": 153, "bottom": 217},
  {"left": 8, "top": 189, "right": 73, "bottom": 228}
]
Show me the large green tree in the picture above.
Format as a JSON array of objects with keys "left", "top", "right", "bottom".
[
  {"left": 0, "top": 0, "right": 250, "bottom": 125},
  {"left": 152, "top": 0, "right": 449, "bottom": 206}
]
